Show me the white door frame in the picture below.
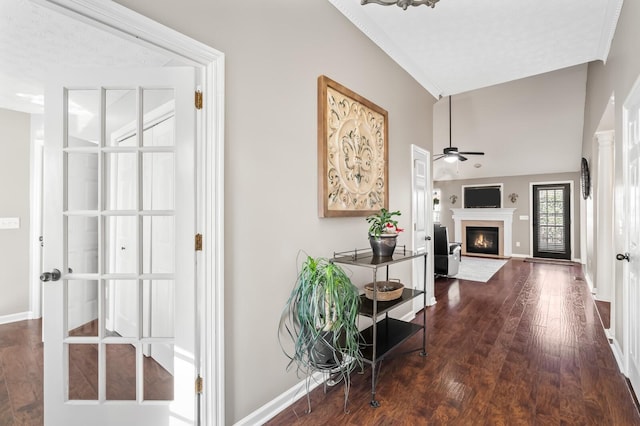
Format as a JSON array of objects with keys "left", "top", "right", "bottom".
[
  {"left": 411, "top": 145, "right": 435, "bottom": 309},
  {"left": 621, "top": 75, "right": 640, "bottom": 391},
  {"left": 30, "top": 132, "right": 45, "bottom": 320},
  {"left": 33, "top": 1, "right": 225, "bottom": 424}
]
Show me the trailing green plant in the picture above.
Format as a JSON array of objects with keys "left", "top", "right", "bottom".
[
  {"left": 366, "top": 208, "right": 403, "bottom": 238},
  {"left": 279, "top": 253, "right": 363, "bottom": 413}
]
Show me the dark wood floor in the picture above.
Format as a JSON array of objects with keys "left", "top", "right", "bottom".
[
  {"left": 0, "top": 320, "right": 42, "bottom": 425},
  {"left": 595, "top": 300, "right": 611, "bottom": 330},
  {"left": 267, "top": 259, "right": 640, "bottom": 425}
]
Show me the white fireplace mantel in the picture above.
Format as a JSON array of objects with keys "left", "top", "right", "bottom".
[{"left": 451, "top": 208, "right": 516, "bottom": 257}]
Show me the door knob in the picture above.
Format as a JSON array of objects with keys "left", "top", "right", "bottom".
[
  {"left": 616, "top": 253, "right": 630, "bottom": 262},
  {"left": 425, "top": 236, "right": 431, "bottom": 241},
  {"left": 40, "top": 268, "right": 61, "bottom": 282}
]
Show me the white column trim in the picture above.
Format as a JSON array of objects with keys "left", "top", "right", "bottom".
[{"left": 595, "top": 130, "right": 615, "bottom": 303}]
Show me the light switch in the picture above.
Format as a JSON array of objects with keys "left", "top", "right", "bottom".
[
  {"left": 519, "top": 215, "right": 529, "bottom": 220},
  {"left": 0, "top": 217, "right": 20, "bottom": 229}
]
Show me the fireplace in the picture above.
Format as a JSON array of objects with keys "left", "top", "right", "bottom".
[
  {"left": 466, "top": 226, "right": 499, "bottom": 256},
  {"left": 451, "top": 208, "right": 515, "bottom": 258}
]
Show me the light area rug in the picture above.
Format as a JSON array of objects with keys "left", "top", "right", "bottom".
[{"left": 452, "top": 256, "right": 508, "bottom": 283}]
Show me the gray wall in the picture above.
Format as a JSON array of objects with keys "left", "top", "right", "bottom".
[
  {"left": 435, "top": 172, "right": 580, "bottom": 258},
  {"left": 433, "top": 65, "right": 586, "bottom": 181},
  {"left": 115, "top": 0, "right": 435, "bottom": 422},
  {"left": 0, "top": 108, "right": 31, "bottom": 316},
  {"left": 581, "top": 1, "right": 640, "bottom": 362}
]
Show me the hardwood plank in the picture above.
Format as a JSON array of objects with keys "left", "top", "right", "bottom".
[
  {"left": 0, "top": 355, "right": 15, "bottom": 426},
  {"left": 0, "top": 322, "right": 43, "bottom": 426},
  {"left": 595, "top": 300, "right": 611, "bottom": 330}
]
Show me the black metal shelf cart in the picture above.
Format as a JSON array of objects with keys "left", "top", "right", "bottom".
[{"left": 332, "top": 246, "right": 428, "bottom": 407}]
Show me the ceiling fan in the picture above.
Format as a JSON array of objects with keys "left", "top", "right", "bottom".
[{"left": 434, "top": 96, "right": 485, "bottom": 163}]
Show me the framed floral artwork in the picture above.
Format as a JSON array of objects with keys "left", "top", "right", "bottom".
[{"left": 317, "top": 75, "right": 389, "bottom": 217}]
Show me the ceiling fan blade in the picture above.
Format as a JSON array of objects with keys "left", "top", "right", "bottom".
[
  {"left": 458, "top": 151, "right": 484, "bottom": 156},
  {"left": 434, "top": 155, "right": 444, "bottom": 161},
  {"left": 458, "top": 154, "right": 468, "bottom": 161}
]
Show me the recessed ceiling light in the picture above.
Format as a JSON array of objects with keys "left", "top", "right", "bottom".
[{"left": 474, "top": 163, "right": 482, "bottom": 168}]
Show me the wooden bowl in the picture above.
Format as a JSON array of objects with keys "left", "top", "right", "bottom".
[{"left": 364, "top": 281, "right": 404, "bottom": 301}]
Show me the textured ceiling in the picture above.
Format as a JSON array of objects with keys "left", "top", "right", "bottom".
[
  {"left": 329, "top": 0, "right": 623, "bottom": 98},
  {"left": 0, "top": 0, "right": 174, "bottom": 114}
]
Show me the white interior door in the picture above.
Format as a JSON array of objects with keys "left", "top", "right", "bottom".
[
  {"left": 623, "top": 82, "right": 640, "bottom": 395},
  {"left": 411, "top": 145, "right": 434, "bottom": 311},
  {"left": 42, "top": 67, "right": 196, "bottom": 425}
]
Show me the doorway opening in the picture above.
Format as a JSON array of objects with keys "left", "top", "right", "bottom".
[{"left": 27, "top": 0, "right": 225, "bottom": 424}]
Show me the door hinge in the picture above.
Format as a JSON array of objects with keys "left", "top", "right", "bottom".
[
  {"left": 195, "top": 90, "right": 203, "bottom": 110},
  {"left": 195, "top": 375, "right": 203, "bottom": 394},
  {"left": 195, "top": 233, "right": 203, "bottom": 251}
]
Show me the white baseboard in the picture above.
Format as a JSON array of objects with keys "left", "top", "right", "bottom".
[
  {"left": 428, "top": 296, "right": 437, "bottom": 306},
  {"left": 584, "top": 272, "right": 595, "bottom": 294},
  {"left": 510, "top": 253, "right": 528, "bottom": 259},
  {"left": 399, "top": 311, "right": 415, "bottom": 322},
  {"left": 234, "top": 371, "right": 325, "bottom": 426},
  {"left": 611, "top": 336, "right": 625, "bottom": 374},
  {"left": 0, "top": 311, "right": 34, "bottom": 325}
]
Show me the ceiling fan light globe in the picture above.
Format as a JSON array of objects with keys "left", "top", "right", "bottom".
[{"left": 444, "top": 155, "right": 457, "bottom": 163}]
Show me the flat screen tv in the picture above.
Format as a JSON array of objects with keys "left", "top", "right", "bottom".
[{"left": 464, "top": 186, "right": 501, "bottom": 208}]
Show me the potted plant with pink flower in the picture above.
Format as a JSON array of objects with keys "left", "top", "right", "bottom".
[{"left": 366, "top": 208, "right": 403, "bottom": 256}]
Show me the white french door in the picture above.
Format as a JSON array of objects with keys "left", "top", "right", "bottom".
[
  {"left": 623, "top": 80, "right": 640, "bottom": 396},
  {"left": 42, "top": 67, "right": 197, "bottom": 425}
]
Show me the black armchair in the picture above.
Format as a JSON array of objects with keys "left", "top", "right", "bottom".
[{"left": 433, "top": 224, "right": 462, "bottom": 277}]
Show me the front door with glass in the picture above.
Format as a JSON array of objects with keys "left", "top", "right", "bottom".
[{"left": 532, "top": 183, "right": 571, "bottom": 260}]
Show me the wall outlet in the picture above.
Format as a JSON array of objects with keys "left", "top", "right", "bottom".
[
  {"left": 516, "top": 241, "right": 521, "bottom": 247},
  {"left": 0, "top": 217, "right": 19, "bottom": 229}
]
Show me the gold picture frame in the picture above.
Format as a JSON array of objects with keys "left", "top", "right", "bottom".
[{"left": 317, "top": 75, "right": 389, "bottom": 217}]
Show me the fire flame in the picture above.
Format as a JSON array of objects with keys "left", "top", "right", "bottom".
[{"left": 474, "top": 234, "right": 494, "bottom": 249}]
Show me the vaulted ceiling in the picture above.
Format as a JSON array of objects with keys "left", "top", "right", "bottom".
[
  {"left": 329, "top": 0, "right": 622, "bottom": 98},
  {"left": 329, "top": 0, "right": 623, "bottom": 181}
]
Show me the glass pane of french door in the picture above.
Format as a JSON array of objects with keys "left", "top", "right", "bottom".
[{"left": 64, "top": 87, "right": 177, "bottom": 402}]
